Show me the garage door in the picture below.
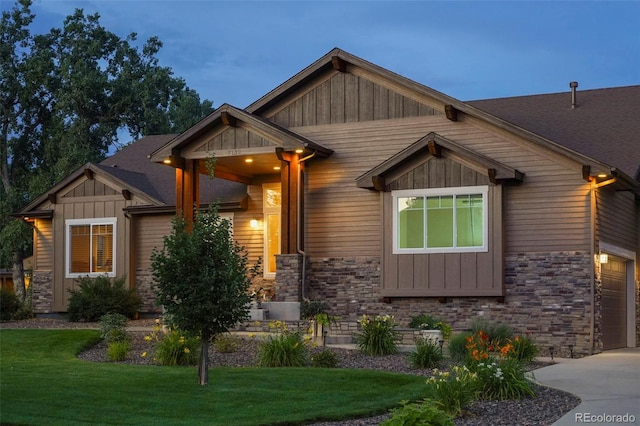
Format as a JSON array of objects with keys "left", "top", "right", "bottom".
[{"left": 601, "top": 257, "right": 627, "bottom": 350}]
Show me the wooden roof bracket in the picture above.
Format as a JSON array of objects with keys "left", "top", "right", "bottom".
[
  {"left": 122, "top": 189, "right": 132, "bottom": 200},
  {"left": 84, "top": 168, "right": 94, "bottom": 180},
  {"left": 444, "top": 104, "right": 458, "bottom": 121},
  {"left": 220, "top": 111, "right": 237, "bottom": 127},
  {"left": 582, "top": 165, "right": 592, "bottom": 182},
  {"left": 427, "top": 139, "right": 442, "bottom": 157},
  {"left": 371, "top": 175, "right": 387, "bottom": 191},
  {"left": 331, "top": 56, "right": 347, "bottom": 72},
  {"left": 47, "top": 193, "right": 57, "bottom": 204}
]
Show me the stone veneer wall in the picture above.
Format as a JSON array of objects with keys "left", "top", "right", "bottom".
[
  {"left": 275, "top": 254, "right": 306, "bottom": 302},
  {"left": 305, "top": 252, "right": 599, "bottom": 356},
  {"left": 135, "top": 269, "right": 161, "bottom": 314},
  {"left": 31, "top": 270, "right": 53, "bottom": 314}
]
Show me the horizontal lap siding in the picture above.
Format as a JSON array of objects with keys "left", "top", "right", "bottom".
[
  {"left": 136, "top": 215, "right": 174, "bottom": 270},
  {"left": 34, "top": 219, "right": 53, "bottom": 270},
  {"left": 295, "top": 115, "right": 591, "bottom": 258},
  {"left": 298, "top": 116, "right": 455, "bottom": 257},
  {"left": 596, "top": 188, "right": 637, "bottom": 251}
]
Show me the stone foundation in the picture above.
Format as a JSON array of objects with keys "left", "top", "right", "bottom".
[
  {"left": 275, "top": 254, "right": 306, "bottom": 302},
  {"left": 135, "top": 269, "right": 161, "bottom": 314},
  {"left": 31, "top": 270, "right": 53, "bottom": 314},
  {"left": 304, "top": 252, "right": 598, "bottom": 356}
]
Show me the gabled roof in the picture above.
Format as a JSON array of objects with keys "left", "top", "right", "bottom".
[
  {"left": 357, "top": 132, "right": 524, "bottom": 190},
  {"left": 16, "top": 134, "right": 247, "bottom": 215},
  {"left": 246, "top": 48, "right": 636, "bottom": 188},
  {"left": 149, "top": 104, "right": 333, "bottom": 164},
  {"left": 468, "top": 86, "right": 640, "bottom": 181}
]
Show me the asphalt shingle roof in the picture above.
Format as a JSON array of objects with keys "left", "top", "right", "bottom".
[{"left": 468, "top": 86, "right": 640, "bottom": 180}]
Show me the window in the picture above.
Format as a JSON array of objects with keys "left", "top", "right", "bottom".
[
  {"left": 66, "top": 218, "right": 116, "bottom": 277},
  {"left": 392, "top": 186, "right": 488, "bottom": 253},
  {"left": 263, "top": 183, "right": 281, "bottom": 277}
]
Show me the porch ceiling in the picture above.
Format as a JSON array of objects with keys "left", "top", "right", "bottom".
[{"left": 206, "top": 151, "right": 283, "bottom": 181}]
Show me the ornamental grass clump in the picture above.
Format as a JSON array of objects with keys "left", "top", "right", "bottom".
[
  {"left": 426, "top": 366, "right": 478, "bottom": 417},
  {"left": 311, "top": 349, "right": 339, "bottom": 368},
  {"left": 354, "top": 314, "right": 401, "bottom": 356},
  {"left": 408, "top": 338, "right": 444, "bottom": 369},
  {"left": 258, "top": 320, "right": 309, "bottom": 367}
]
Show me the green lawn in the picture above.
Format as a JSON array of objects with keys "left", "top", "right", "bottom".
[{"left": 0, "top": 330, "right": 427, "bottom": 425}]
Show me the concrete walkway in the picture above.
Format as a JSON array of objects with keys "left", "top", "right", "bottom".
[{"left": 533, "top": 348, "right": 640, "bottom": 425}]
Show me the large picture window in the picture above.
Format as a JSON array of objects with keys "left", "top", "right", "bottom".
[
  {"left": 392, "top": 186, "right": 488, "bottom": 254},
  {"left": 66, "top": 218, "right": 116, "bottom": 277}
]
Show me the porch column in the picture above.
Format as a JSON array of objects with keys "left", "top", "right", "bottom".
[
  {"left": 277, "top": 149, "right": 299, "bottom": 254},
  {"left": 175, "top": 159, "right": 200, "bottom": 227}
]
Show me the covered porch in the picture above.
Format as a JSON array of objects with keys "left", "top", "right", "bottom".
[{"left": 149, "top": 104, "right": 332, "bottom": 304}]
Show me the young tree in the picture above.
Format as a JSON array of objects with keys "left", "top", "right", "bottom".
[{"left": 150, "top": 206, "right": 253, "bottom": 385}]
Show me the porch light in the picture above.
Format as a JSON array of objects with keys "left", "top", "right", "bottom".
[
  {"left": 295, "top": 148, "right": 304, "bottom": 154},
  {"left": 163, "top": 158, "right": 171, "bottom": 164},
  {"left": 599, "top": 252, "right": 608, "bottom": 264},
  {"left": 245, "top": 158, "right": 253, "bottom": 163},
  {"left": 250, "top": 219, "right": 259, "bottom": 229},
  {"left": 273, "top": 166, "right": 281, "bottom": 171}
]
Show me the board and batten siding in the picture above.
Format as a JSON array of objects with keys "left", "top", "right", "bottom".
[
  {"left": 265, "top": 71, "right": 442, "bottom": 128},
  {"left": 381, "top": 159, "right": 503, "bottom": 297},
  {"left": 295, "top": 114, "right": 592, "bottom": 260}
]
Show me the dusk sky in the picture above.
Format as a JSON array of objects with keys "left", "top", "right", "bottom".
[{"left": 7, "top": 1, "right": 640, "bottom": 109}]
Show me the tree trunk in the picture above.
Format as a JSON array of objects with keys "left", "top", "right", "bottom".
[
  {"left": 198, "top": 332, "right": 210, "bottom": 385},
  {"left": 12, "top": 251, "right": 25, "bottom": 304}
]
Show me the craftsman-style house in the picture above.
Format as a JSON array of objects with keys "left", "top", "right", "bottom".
[{"left": 16, "top": 48, "right": 639, "bottom": 355}]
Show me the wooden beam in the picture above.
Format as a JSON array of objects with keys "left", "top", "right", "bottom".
[
  {"left": 84, "top": 169, "right": 94, "bottom": 180},
  {"left": 372, "top": 175, "right": 387, "bottom": 191},
  {"left": 444, "top": 104, "right": 458, "bottom": 121},
  {"left": 427, "top": 139, "right": 441, "bottom": 157},
  {"left": 221, "top": 111, "right": 237, "bottom": 127},
  {"left": 198, "top": 162, "right": 253, "bottom": 185},
  {"left": 488, "top": 168, "right": 497, "bottom": 184},
  {"left": 331, "top": 56, "right": 347, "bottom": 72}
]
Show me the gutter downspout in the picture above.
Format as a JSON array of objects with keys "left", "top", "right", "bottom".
[
  {"left": 297, "top": 151, "right": 316, "bottom": 301},
  {"left": 589, "top": 180, "right": 596, "bottom": 355}
]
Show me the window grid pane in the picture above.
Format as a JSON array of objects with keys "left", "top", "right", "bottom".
[{"left": 398, "top": 197, "right": 424, "bottom": 249}]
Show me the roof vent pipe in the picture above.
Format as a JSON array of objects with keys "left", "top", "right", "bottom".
[{"left": 570, "top": 81, "right": 578, "bottom": 109}]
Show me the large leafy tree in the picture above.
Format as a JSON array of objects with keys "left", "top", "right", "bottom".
[
  {"left": 151, "top": 206, "right": 253, "bottom": 385},
  {"left": 0, "top": 0, "right": 213, "bottom": 304}
]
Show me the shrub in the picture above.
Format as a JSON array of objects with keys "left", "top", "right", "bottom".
[
  {"left": 300, "top": 299, "right": 329, "bottom": 320},
  {"left": 67, "top": 275, "right": 141, "bottom": 322},
  {"left": 258, "top": 321, "right": 309, "bottom": 367},
  {"left": 447, "top": 332, "right": 472, "bottom": 362},
  {"left": 381, "top": 399, "right": 454, "bottom": 426},
  {"left": 0, "top": 288, "right": 21, "bottom": 321},
  {"left": 470, "top": 319, "right": 513, "bottom": 346},
  {"left": 153, "top": 330, "right": 200, "bottom": 366},
  {"left": 408, "top": 338, "right": 443, "bottom": 369},
  {"left": 353, "top": 314, "right": 400, "bottom": 356},
  {"left": 311, "top": 349, "right": 339, "bottom": 368},
  {"left": 509, "top": 335, "right": 538, "bottom": 364},
  {"left": 426, "top": 365, "right": 478, "bottom": 417},
  {"left": 214, "top": 334, "right": 238, "bottom": 353},
  {"left": 99, "top": 313, "right": 129, "bottom": 342},
  {"left": 470, "top": 358, "right": 535, "bottom": 400},
  {"left": 106, "top": 340, "right": 131, "bottom": 362}
]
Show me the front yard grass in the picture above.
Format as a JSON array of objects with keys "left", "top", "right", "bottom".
[{"left": 0, "top": 330, "right": 426, "bottom": 425}]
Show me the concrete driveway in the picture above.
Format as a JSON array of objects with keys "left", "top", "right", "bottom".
[{"left": 534, "top": 348, "right": 640, "bottom": 425}]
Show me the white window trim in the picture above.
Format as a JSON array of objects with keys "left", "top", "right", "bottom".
[
  {"left": 263, "top": 183, "right": 281, "bottom": 278},
  {"left": 65, "top": 217, "right": 117, "bottom": 278},
  {"left": 392, "top": 186, "right": 489, "bottom": 254}
]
